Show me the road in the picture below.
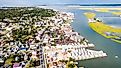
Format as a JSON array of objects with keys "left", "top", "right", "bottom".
[{"left": 39, "top": 45, "right": 46, "bottom": 68}]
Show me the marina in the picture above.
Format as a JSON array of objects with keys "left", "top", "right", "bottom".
[{"left": 1, "top": 0, "right": 121, "bottom": 67}]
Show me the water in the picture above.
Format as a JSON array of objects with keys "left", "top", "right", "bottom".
[
  {"left": 99, "top": 17, "right": 121, "bottom": 28},
  {"left": 1, "top": 2, "right": 121, "bottom": 67},
  {"left": 51, "top": 6, "right": 121, "bottom": 68},
  {"left": 1, "top": 0, "right": 121, "bottom": 7},
  {"left": 71, "top": 8, "right": 121, "bottom": 68}
]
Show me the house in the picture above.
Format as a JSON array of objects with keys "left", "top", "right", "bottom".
[
  {"left": 13, "top": 63, "right": 22, "bottom": 68},
  {"left": 105, "top": 32, "right": 111, "bottom": 36}
]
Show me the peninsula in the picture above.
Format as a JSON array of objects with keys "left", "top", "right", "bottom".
[{"left": 84, "top": 12, "right": 121, "bottom": 44}]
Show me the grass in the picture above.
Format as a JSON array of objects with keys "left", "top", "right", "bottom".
[
  {"left": 84, "top": 12, "right": 96, "bottom": 19},
  {"left": 111, "top": 12, "right": 121, "bottom": 15},
  {"left": 89, "top": 22, "right": 121, "bottom": 44},
  {"left": 94, "top": 9, "right": 110, "bottom": 12},
  {"left": 84, "top": 12, "right": 121, "bottom": 44}
]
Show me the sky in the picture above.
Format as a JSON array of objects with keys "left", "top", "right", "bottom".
[{"left": 0, "top": 0, "right": 121, "bottom": 7}]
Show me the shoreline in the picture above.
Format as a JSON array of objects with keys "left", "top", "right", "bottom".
[
  {"left": 84, "top": 12, "right": 121, "bottom": 44},
  {"left": 44, "top": 11, "right": 107, "bottom": 68},
  {"left": 89, "top": 23, "right": 121, "bottom": 44},
  {"left": 79, "top": 7, "right": 121, "bottom": 10},
  {"left": 0, "top": 7, "right": 107, "bottom": 68}
]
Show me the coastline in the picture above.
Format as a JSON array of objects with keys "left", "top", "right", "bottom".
[
  {"left": 44, "top": 10, "right": 107, "bottom": 68},
  {"left": 79, "top": 7, "right": 121, "bottom": 10},
  {"left": 89, "top": 23, "right": 121, "bottom": 44},
  {"left": 84, "top": 12, "right": 121, "bottom": 44},
  {"left": 0, "top": 7, "right": 107, "bottom": 68}
]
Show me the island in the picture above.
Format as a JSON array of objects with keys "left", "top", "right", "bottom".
[
  {"left": 0, "top": 7, "right": 107, "bottom": 68},
  {"left": 84, "top": 12, "right": 121, "bottom": 44}
]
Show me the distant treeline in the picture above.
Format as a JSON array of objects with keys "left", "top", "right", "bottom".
[{"left": 0, "top": 7, "right": 56, "bottom": 22}]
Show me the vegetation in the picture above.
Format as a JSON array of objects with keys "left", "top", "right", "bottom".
[
  {"left": 80, "top": 38, "right": 89, "bottom": 45},
  {"left": 111, "top": 12, "right": 121, "bottom": 16},
  {"left": 66, "top": 58, "right": 77, "bottom": 68},
  {"left": 84, "top": 12, "right": 96, "bottom": 19},
  {"left": 84, "top": 12, "right": 121, "bottom": 44},
  {"left": 12, "top": 25, "right": 37, "bottom": 43},
  {"left": 0, "top": 7, "right": 56, "bottom": 44},
  {"left": 59, "top": 58, "right": 77, "bottom": 68},
  {"left": 89, "top": 22, "right": 121, "bottom": 43},
  {"left": 5, "top": 55, "right": 15, "bottom": 65},
  {"left": 94, "top": 9, "right": 109, "bottom": 12},
  {"left": 0, "top": 7, "right": 56, "bottom": 22}
]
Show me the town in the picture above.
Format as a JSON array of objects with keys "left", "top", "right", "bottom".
[{"left": 0, "top": 7, "right": 107, "bottom": 68}]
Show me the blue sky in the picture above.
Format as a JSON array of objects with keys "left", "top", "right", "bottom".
[{"left": 0, "top": 0, "right": 121, "bottom": 6}]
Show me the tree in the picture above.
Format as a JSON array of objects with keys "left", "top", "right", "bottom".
[{"left": 66, "top": 61, "right": 77, "bottom": 68}]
